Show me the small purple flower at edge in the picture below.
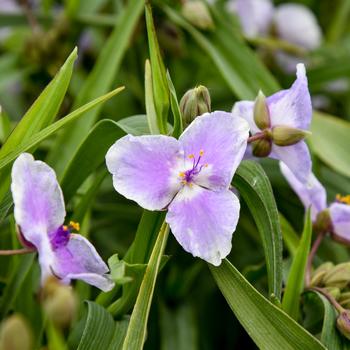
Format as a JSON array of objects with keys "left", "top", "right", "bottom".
[
  {"left": 106, "top": 112, "right": 249, "bottom": 266},
  {"left": 280, "top": 162, "right": 350, "bottom": 245},
  {"left": 232, "top": 63, "right": 312, "bottom": 183},
  {"left": 11, "top": 153, "right": 114, "bottom": 292}
]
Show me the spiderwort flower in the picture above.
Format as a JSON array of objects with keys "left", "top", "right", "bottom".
[
  {"left": 280, "top": 162, "right": 350, "bottom": 244},
  {"left": 11, "top": 153, "right": 114, "bottom": 292},
  {"left": 106, "top": 112, "right": 249, "bottom": 265},
  {"left": 232, "top": 63, "right": 312, "bottom": 183}
]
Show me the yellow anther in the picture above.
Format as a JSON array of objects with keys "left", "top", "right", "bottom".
[
  {"left": 336, "top": 194, "right": 350, "bottom": 205},
  {"left": 204, "top": 163, "right": 208, "bottom": 167},
  {"left": 181, "top": 180, "right": 187, "bottom": 185},
  {"left": 199, "top": 149, "right": 204, "bottom": 156},
  {"left": 62, "top": 225, "right": 68, "bottom": 231},
  {"left": 188, "top": 154, "right": 194, "bottom": 159},
  {"left": 179, "top": 172, "right": 185, "bottom": 178},
  {"left": 69, "top": 221, "right": 80, "bottom": 232}
]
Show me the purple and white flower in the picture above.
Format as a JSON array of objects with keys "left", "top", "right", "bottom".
[
  {"left": 280, "top": 162, "right": 350, "bottom": 244},
  {"left": 106, "top": 112, "right": 249, "bottom": 265},
  {"left": 11, "top": 153, "right": 114, "bottom": 292},
  {"left": 232, "top": 63, "right": 312, "bottom": 183}
]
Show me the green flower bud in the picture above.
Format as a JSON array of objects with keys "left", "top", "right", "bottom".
[
  {"left": 324, "top": 287, "right": 341, "bottom": 299},
  {"left": 313, "top": 210, "right": 332, "bottom": 234},
  {"left": 181, "top": 1, "right": 214, "bottom": 30},
  {"left": 0, "top": 314, "right": 32, "bottom": 350},
  {"left": 271, "top": 126, "right": 311, "bottom": 146},
  {"left": 339, "top": 292, "right": 350, "bottom": 303},
  {"left": 310, "top": 262, "right": 334, "bottom": 287},
  {"left": 337, "top": 310, "right": 350, "bottom": 340},
  {"left": 43, "top": 278, "right": 78, "bottom": 329},
  {"left": 253, "top": 90, "right": 270, "bottom": 130},
  {"left": 252, "top": 138, "right": 272, "bottom": 157},
  {"left": 323, "top": 262, "right": 350, "bottom": 288},
  {"left": 180, "top": 85, "right": 211, "bottom": 126}
]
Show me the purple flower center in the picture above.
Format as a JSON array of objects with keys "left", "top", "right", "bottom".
[
  {"left": 179, "top": 150, "right": 208, "bottom": 185},
  {"left": 51, "top": 225, "right": 71, "bottom": 249}
]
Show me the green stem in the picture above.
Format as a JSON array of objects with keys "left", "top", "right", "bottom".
[{"left": 0, "top": 248, "right": 35, "bottom": 256}]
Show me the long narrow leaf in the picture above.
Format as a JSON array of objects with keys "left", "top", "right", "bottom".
[{"left": 210, "top": 259, "right": 326, "bottom": 350}]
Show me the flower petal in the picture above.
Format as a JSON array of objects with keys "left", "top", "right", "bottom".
[
  {"left": 274, "top": 4, "right": 322, "bottom": 50},
  {"left": 179, "top": 111, "right": 249, "bottom": 190},
  {"left": 11, "top": 153, "right": 65, "bottom": 281},
  {"left": 53, "top": 234, "right": 114, "bottom": 292},
  {"left": 232, "top": 101, "right": 260, "bottom": 134},
  {"left": 106, "top": 135, "right": 182, "bottom": 211},
  {"left": 280, "top": 162, "right": 327, "bottom": 221},
  {"left": 271, "top": 140, "right": 311, "bottom": 183},
  {"left": 329, "top": 203, "right": 350, "bottom": 243},
  {"left": 166, "top": 185, "right": 240, "bottom": 266},
  {"left": 235, "top": 0, "right": 274, "bottom": 37},
  {"left": 11, "top": 153, "right": 66, "bottom": 240},
  {"left": 267, "top": 64, "right": 312, "bottom": 130}
]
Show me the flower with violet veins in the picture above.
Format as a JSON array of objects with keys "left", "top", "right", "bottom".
[
  {"left": 232, "top": 63, "right": 312, "bottom": 183},
  {"left": 106, "top": 112, "right": 249, "bottom": 265},
  {"left": 280, "top": 162, "right": 350, "bottom": 245},
  {"left": 11, "top": 153, "right": 114, "bottom": 292}
]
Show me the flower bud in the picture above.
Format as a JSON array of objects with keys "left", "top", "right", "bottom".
[
  {"left": 313, "top": 209, "right": 332, "bottom": 234},
  {"left": 323, "top": 262, "right": 350, "bottom": 288},
  {"left": 252, "top": 138, "right": 272, "bottom": 157},
  {"left": 324, "top": 287, "right": 341, "bottom": 299},
  {"left": 42, "top": 278, "right": 78, "bottom": 329},
  {"left": 180, "top": 85, "right": 211, "bottom": 125},
  {"left": 0, "top": 314, "right": 32, "bottom": 350},
  {"left": 253, "top": 90, "right": 270, "bottom": 130},
  {"left": 271, "top": 126, "right": 311, "bottom": 146},
  {"left": 181, "top": 1, "right": 214, "bottom": 30},
  {"left": 339, "top": 292, "right": 350, "bottom": 309},
  {"left": 337, "top": 310, "right": 350, "bottom": 340},
  {"left": 310, "top": 262, "right": 334, "bottom": 286}
]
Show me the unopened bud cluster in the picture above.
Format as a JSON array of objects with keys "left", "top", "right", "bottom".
[
  {"left": 251, "top": 91, "right": 310, "bottom": 157},
  {"left": 42, "top": 277, "right": 78, "bottom": 329},
  {"left": 180, "top": 85, "right": 211, "bottom": 126},
  {"left": 311, "top": 262, "right": 350, "bottom": 308}
]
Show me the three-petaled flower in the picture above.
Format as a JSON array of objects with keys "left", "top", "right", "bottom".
[
  {"left": 106, "top": 112, "right": 249, "bottom": 265},
  {"left": 11, "top": 153, "right": 114, "bottom": 292},
  {"left": 280, "top": 162, "right": 350, "bottom": 244},
  {"left": 232, "top": 63, "right": 312, "bottom": 183}
]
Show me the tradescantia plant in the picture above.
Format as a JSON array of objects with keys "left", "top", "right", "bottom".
[{"left": 1, "top": 1, "right": 350, "bottom": 349}]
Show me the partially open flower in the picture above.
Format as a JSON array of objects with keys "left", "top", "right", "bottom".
[
  {"left": 106, "top": 112, "right": 249, "bottom": 265},
  {"left": 233, "top": 64, "right": 312, "bottom": 183},
  {"left": 280, "top": 162, "right": 350, "bottom": 245},
  {"left": 11, "top": 153, "right": 114, "bottom": 292}
]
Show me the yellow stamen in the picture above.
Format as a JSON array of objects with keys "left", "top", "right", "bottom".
[
  {"left": 199, "top": 149, "right": 204, "bottom": 156},
  {"left": 69, "top": 221, "right": 80, "bottom": 232},
  {"left": 179, "top": 172, "right": 185, "bottom": 178},
  {"left": 336, "top": 194, "right": 350, "bottom": 205},
  {"left": 204, "top": 163, "right": 208, "bottom": 167},
  {"left": 63, "top": 225, "right": 68, "bottom": 231},
  {"left": 188, "top": 154, "right": 194, "bottom": 159}
]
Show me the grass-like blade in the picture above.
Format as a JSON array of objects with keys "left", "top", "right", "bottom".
[{"left": 210, "top": 259, "right": 326, "bottom": 350}]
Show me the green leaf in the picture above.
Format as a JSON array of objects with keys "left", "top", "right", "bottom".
[
  {"left": 282, "top": 209, "right": 312, "bottom": 320},
  {"left": 77, "top": 301, "right": 126, "bottom": 350},
  {"left": 0, "top": 48, "right": 77, "bottom": 201},
  {"left": 0, "top": 48, "right": 77, "bottom": 159},
  {"left": 60, "top": 118, "right": 125, "bottom": 203},
  {"left": 145, "top": 60, "right": 160, "bottom": 134},
  {"left": 47, "top": 0, "right": 144, "bottom": 176},
  {"left": 233, "top": 160, "right": 283, "bottom": 299},
  {"left": 210, "top": 259, "right": 326, "bottom": 350},
  {"left": 0, "top": 88, "right": 124, "bottom": 173},
  {"left": 0, "top": 254, "right": 35, "bottom": 317},
  {"left": 163, "top": 6, "right": 278, "bottom": 100},
  {"left": 145, "top": 3, "right": 170, "bottom": 134},
  {"left": 308, "top": 291, "right": 350, "bottom": 350},
  {"left": 166, "top": 71, "right": 183, "bottom": 138},
  {"left": 122, "top": 223, "right": 169, "bottom": 350},
  {"left": 311, "top": 112, "right": 350, "bottom": 178}
]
